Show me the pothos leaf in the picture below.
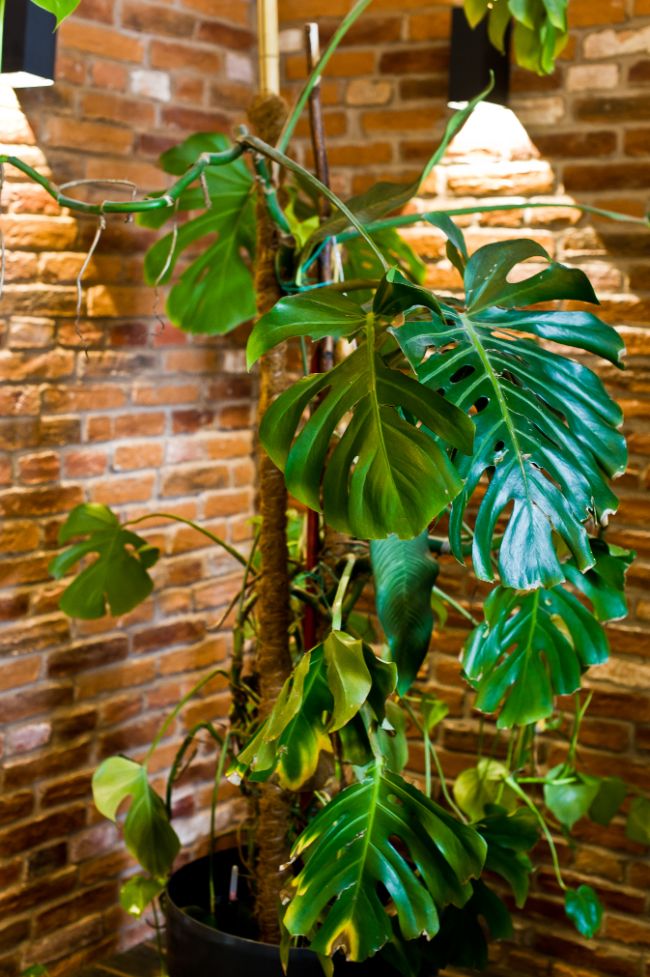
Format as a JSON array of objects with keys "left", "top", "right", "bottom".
[
  {"left": 588, "top": 777, "right": 628, "bottom": 826},
  {"left": 371, "top": 531, "right": 440, "bottom": 695},
  {"left": 227, "top": 633, "right": 396, "bottom": 791},
  {"left": 283, "top": 766, "right": 486, "bottom": 962},
  {"left": 543, "top": 765, "right": 600, "bottom": 830},
  {"left": 92, "top": 757, "right": 180, "bottom": 879},
  {"left": 462, "top": 0, "right": 569, "bottom": 74},
  {"left": 398, "top": 233, "right": 626, "bottom": 590},
  {"left": 143, "top": 132, "right": 256, "bottom": 334},
  {"left": 49, "top": 504, "right": 159, "bottom": 620},
  {"left": 463, "top": 582, "right": 610, "bottom": 727},
  {"left": 453, "top": 760, "right": 517, "bottom": 821},
  {"left": 565, "top": 885, "right": 603, "bottom": 938}
]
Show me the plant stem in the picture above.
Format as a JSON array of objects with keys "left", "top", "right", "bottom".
[
  {"left": 432, "top": 585, "right": 480, "bottom": 626},
  {"left": 278, "top": 0, "right": 373, "bottom": 153},
  {"left": 124, "top": 511, "right": 248, "bottom": 567},
  {"left": 507, "top": 776, "right": 566, "bottom": 891},
  {"left": 332, "top": 554, "right": 356, "bottom": 631},
  {"left": 209, "top": 730, "right": 232, "bottom": 917},
  {"left": 145, "top": 668, "right": 228, "bottom": 763}
]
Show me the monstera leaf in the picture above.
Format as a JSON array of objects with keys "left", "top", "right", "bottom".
[
  {"left": 228, "top": 632, "right": 396, "bottom": 791},
  {"left": 476, "top": 805, "right": 539, "bottom": 907},
  {"left": 283, "top": 765, "right": 486, "bottom": 961},
  {"left": 142, "top": 133, "right": 256, "bottom": 334},
  {"left": 463, "top": 581, "right": 610, "bottom": 727},
  {"left": 250, "top": 284, "right": 474, "bottom": 540},
  {"left": 49, "top": 504, "right": 159, "bottom": 619},
  {"left": 464, "top": 0, "right": 569, "bottom": 75},
  {"left": 93, "top": 756, "right": 180, "bottom": 879},
  {"left": 397, "top": 235, "right": 626, "bottom": 590},
  {"left": 371, "top": 532, "right": 440, "bottom": 695}
]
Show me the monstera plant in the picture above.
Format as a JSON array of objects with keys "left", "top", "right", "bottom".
[{"left": 6, "top": 0, "right": 650, "bottom": 973}]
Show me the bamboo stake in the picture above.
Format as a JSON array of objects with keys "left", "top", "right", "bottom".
[{"left": 257, "top": 0, "right": 280, "bottom": 95}]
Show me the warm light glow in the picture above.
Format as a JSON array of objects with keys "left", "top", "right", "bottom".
[
  {"left": 0, "top": 70, "right": 54, "bottom": 88},
  {"left": 447, "top": 100, "right": 535, "bottom": 160}
]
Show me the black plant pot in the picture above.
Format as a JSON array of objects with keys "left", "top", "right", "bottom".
[{"left": 165, "top": 851, "right": 417, "bottom": 977}]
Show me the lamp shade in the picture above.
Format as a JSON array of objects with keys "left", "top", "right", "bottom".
[
  {"left": 1, "top": 0, "right": 57, "bottom": 87},
  {"left": 448, "top": 7, "right": 510, "bottom": 106}
]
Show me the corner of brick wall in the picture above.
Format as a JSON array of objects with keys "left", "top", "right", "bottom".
[{"left": 0, "top": 1, "right": 258, "bottom": 974}]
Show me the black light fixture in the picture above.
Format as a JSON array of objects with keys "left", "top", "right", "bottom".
[
  {"left": 449, "top": 7, "right": 510, "bottom": 106},
  {"left": 1, "top": 0, "right": 57, "bottom": 87}
]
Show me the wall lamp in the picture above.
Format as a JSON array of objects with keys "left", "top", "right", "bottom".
[
  {"left": 449, "top": 6, "right": 510, "bottom": 106},
  {"left": 1, "top": 0, "right": 57, "bottom": 87}
]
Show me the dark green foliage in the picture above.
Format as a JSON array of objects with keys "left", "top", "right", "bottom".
[{"left": 371, "top": 531, "right": 439, "bottom": 695}]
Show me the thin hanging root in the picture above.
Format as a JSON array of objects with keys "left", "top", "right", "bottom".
[
  {"left": 152, "top": 200, "right": 179, "bottom": 337},
  {"left": 200, "top": 170, "right": 211, "bottom": 210},
  {"left": 59, "top": 177, "right": 138, "bottom": 221},
  {"left": 75, "top": 214, "right": 106, "bottom": 353}
]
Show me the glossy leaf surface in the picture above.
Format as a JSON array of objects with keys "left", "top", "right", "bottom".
[
  {"left": 463, "top": 0, "right": 569, "bottom": 74},
  {"left": 476, "top": 805, "right": 539, "bottom": 907},
  {"left": 453, "top": 760, "right": 517, "bottom": 821},
  {"left": 49, "top": 504, "right": 159, "bottom": 619},
  {"left": 463, "top": 582, "right": 610, "bottom": 727},
  {"left": 544, "top": 766, "right": 600, "bottom": 830},
  {"left": 260, "top": 327, "right": 473, "bottom": 540},
  {"left": 371, "top": 531, "right": 439, "bottom": 695},
  {"left": 284, "top": 766, "right": 486, "bottom": 961},
  {"left": 399, "top": 236, "right": 625, "bottom": 589}
]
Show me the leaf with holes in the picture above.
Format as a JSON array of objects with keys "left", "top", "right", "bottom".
[
  {"left": 463, "top": 583, "right": 609, "bottom": 727},
  {"left": 371, "top": 531, "right": 439, "bottom": 695},
  {"left": 283, "top": 765, "right": 486, "bottom": 961},
  {"left": 142, "top": 133, "right": 256, "bottom": 334},
  {"left": 398, "top": 234, "right": 626, "bottom": 590},
  {"left": 258, "top": 310, "right": 473, "bottom": 540},
  {"left": 49, "top": 504, "right": 159, "bottom": 620}
]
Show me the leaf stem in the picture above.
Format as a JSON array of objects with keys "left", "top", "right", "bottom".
[
  {"left": 432, "top": 585, "right": 480, "bottom": 626},
  {"left": 145, "top": 667, "right": 229, "bottom": 762},
  {"left": 124, "top": 511, "right": 248, "bottom": 567},
  {"left": 278, "top": 0, "right": 374, "bottom": 154},
  {"left": 331, "top": 554, "right": 356, "bottom": 631},
  {"left": 507, "top": 776, "right": 566, "bottom": 891}
]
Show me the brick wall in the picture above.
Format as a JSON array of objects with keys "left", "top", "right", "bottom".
[
  {"left": 0, "top": 2, "right": 257, "bottom": 974},
  {"left": 278, "top": 2, "right": 650, "bottom": 976}
]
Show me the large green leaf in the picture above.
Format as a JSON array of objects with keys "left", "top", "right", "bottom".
[
  {"left": 93, "top": 757, "right": 180, "bottom": 879},
  {"left": 283, "top": 766, "right": 486, "bottom": 961},
  {"left": 342, "top": 226, "right": 426, "bottom": 304},
  {"left": 258, "top": 311, "right": 473, "bottom": 540},
  {"left": 228, "top": 633, "right": 395, "bottom": 791},
  {"left": 398, "top": 235, "right": 626, "bottom": 590},
  {"left": 463, "top": 583, "right": 609, "bottom": 727},
  {"left": 247, "top": 290, "right": 366, "bottom": 368},
  {"left": 49, "top": 504, "right": 159, "bottom": 620},
  {"left": 371, "top": 531, "right": 439, "bottom": 695},
  {"left": 142, "top": 133, "right": 256, "bottom": 334}
]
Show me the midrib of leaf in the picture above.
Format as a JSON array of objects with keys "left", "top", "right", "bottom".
[
  {"left": 346, "top": 769, "right": 382, "bottom": 932},
  {"left": 459, "top": 312, "right": 530, "bottom": 494},
  {"left": 366, "top": 316, "right": 395, "bottom": 494},
  {"left": 514, "top": 590, "right": 541, "bottom": 688}
]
